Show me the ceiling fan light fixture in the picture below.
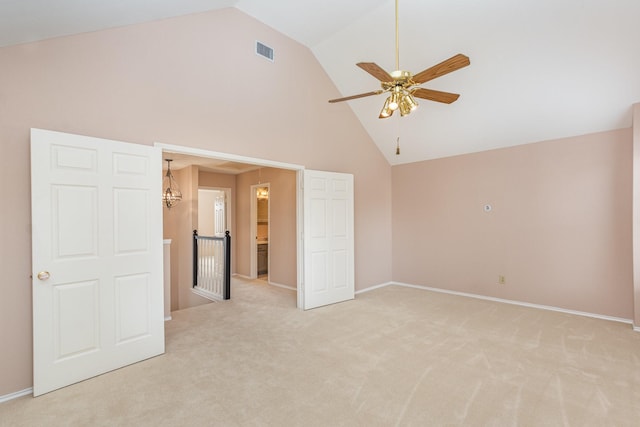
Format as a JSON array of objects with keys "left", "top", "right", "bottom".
[
  {"left": 398, "top": 92, "right": 417, "bottom": 116},
  {"left": 399, "top": 101, "right": 410, "bottom": 117},
  {"left": 405, "top": 93, "right": 419, "bottom": 111},
  {"left": 389, "top": 90, "right": 400, "bottom": 110},
  {"left": 379, "top": 97, "right": 394, "bottom": 118}
]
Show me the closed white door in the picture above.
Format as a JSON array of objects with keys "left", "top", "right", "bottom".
[
  {"left": 303, "top": 170, "right": 354, "bottom": 309},
  {"left": 31, "top": 129, "right": 164, "bottom": 396}
]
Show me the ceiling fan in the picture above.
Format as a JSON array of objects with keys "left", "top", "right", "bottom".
[{"left": 328, "top": 0, "right": 470, "bottom": 119}]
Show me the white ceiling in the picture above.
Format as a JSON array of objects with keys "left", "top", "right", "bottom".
[{"left": 2, "top": 0, "right": 640, "bottom": 165}]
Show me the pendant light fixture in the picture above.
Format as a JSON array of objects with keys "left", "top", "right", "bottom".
[{"left": 162, "top": 159, "right": 182, "bottom": 208}]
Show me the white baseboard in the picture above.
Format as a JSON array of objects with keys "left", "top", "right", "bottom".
[
  {"left": 364, "top": 281, "right": 634, "bottom": 327},
  {"left": 0, "top": 388, "right": 32, "bottom": 403},
  {"left": 268, "top": 281, "right": 296, "bottom": 291},
  {"left": 232, "top": 274, "right": 296, "bottom": 292},
  {"left": 355, "top": 281, "right": 394, "bottom": 295}
]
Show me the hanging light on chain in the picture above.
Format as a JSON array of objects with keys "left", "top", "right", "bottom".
[{"left": 162, "top": 159, "right": 182, "bottom": 208}]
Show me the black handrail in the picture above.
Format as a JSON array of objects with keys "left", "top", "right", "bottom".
[
  {"left": 193, "top": 229, "right": 198, "bottom": 288},
  {"left": 192, "top": 229, "right": 231, "bottom": 300},
  {"left": 223, "top": 230, "right": 231, "bottom": 299}
]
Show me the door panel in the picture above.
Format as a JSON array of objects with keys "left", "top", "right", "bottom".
[
  {"left": 54, "top": 280, "right": 99, "bottom": 360},
  {"left": 303, "top": 170, "right": 354, "bottom": 309},
  {"left": 53, "top": 185, "right": 98, "bottom": 257},
  {"left": 114, "top": 189, "right": 149, "bottom": 253},
  {"left": 31, "top": 128, "right": 164, "bottom": 396},
  {"left": 115, "top": 273, "right": 151, "bottom": 343}
]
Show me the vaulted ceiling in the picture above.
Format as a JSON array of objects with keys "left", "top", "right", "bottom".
[{"left": 2, "top": 0, "right": 639, "bottom": 165}]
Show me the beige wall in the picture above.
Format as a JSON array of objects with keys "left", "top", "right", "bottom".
[
  {"left": 0, "top": 8, "right": 392, "bottom": 396},
  {"left": 392, "top": 129, "right": 633, "bottom": 319},
  {"left": 633, "top": 103, "right": 640, "bottom": 327}
]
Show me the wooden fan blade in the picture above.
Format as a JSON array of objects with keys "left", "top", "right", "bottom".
[
  {"left": 328, "top": 90, "right": 383, "bottom": 103},
  {"left": 412, "top": 88, "right": 460, "bottom": 104},
  {"left": 412, "top": 54, "right": 470, "bottom": 84},
  {"left": 356, "top": 63, "right": 394, "bottom": 82}
]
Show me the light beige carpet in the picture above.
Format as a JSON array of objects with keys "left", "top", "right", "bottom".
[{"left": 2, "top": 278, "right": 640, "bottom": 426}]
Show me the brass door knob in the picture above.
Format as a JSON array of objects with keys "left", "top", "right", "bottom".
[{"left": 37, "top": 271, "right": 50, "bottom": 281}]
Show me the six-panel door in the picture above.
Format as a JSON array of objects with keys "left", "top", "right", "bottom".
[{"left": 31, "top": 129, "right": 164, "bottom": 396}]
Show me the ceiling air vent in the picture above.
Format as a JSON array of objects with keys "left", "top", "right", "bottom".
[{"left": 256, "top": 41, "right": 274, "bottom": 62}]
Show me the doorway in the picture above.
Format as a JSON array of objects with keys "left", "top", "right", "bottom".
[
  {"left": 158, "top": 144, "right": 304, "bottom": 308},
  {"left": 156, "top": 142, "right": 355, "bottom": 310},
  {"left": 251, "top": 184, "right": 270, "bottom": 280}
]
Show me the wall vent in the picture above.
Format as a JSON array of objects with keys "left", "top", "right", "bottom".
[{"left": 255, "top": 41, "right": 274, "bottom": 62}]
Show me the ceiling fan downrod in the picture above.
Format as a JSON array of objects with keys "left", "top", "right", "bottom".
[{"left": 395, "top": 0, "right": 400, "bottom": 71}]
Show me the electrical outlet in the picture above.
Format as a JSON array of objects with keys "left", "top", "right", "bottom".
[{"left": 498, "top": 275, "right": 506, "bottom": 285}]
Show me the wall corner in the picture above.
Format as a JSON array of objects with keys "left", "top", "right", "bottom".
[{"left": 632, "top": 103, "right": 640, "bottom": 328}]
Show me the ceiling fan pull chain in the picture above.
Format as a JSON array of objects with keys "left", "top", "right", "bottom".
[{"left": 396, "top": 137, "right": 400, "bottom": 155}]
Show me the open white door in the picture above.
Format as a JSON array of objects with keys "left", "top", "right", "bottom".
[
  {"left": 31, "top": 129, "right": 164, "bottom": 396},
  {"left": 303, "top": 170, "right": 354, "bottom": 309}
]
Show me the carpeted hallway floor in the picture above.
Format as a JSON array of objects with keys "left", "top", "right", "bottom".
[{"left": 2, "top": 277, "right": 640, "bottom": 426}]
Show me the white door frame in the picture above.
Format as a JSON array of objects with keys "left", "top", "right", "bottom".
[{"left": 155, "top": 143, "right": 305, "bottom": 308}]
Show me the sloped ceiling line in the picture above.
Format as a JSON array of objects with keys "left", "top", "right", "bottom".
[{"left": 1, "top": 0, "right": 639, "bottom": 164}]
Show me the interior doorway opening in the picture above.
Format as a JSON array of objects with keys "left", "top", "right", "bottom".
[
  {"left": 157, "top": 143, "right": 304, "bottom": 310},
  {"left": 251, "top": 183, "right": 270, "bottom": 280}
]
